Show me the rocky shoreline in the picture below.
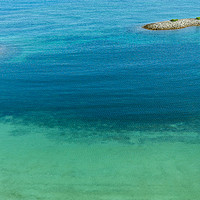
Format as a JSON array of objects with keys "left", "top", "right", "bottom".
[{"left": 143, "top": 18, "right": 200, "bottom": 30}]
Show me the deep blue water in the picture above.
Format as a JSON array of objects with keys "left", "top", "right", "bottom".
[{"left": 1, "top": 0, "right": 200, "bottom": 134}]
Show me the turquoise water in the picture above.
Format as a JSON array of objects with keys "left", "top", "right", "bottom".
[{"left": 1, "top": 0, "right": 200, "bottom": 199}]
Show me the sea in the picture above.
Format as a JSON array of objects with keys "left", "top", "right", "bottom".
[{"left": 1, "top": 0, "right": 200, "bottom": 199}]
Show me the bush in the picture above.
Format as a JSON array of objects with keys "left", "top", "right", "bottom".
[
  {"left": 196, "top": 17, "right": 200, "bottom": 20},
  {"left": 170, "top": 19, "right": 178, "bottom": 22}
]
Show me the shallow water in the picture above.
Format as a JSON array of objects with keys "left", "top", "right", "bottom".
[
  {"left": 1, "top": 0, "right": 200, "bottom": 199},
  {"left": 1, "top": 118, "right": 200, "bottom": 200}
]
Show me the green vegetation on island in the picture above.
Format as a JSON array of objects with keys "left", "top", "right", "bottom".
[{"left": 170, "top": 19, "right": 179, "bottom": 22}]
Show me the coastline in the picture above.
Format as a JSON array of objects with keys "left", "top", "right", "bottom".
[{"left": 143, "top": 18, "right": 200, "bottom": 30}]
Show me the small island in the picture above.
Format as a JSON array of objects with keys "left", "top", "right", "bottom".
[{"left": 143, "top": 18, "right": 200, "bottom": 30}]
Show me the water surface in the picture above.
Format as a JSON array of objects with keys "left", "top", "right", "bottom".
[{"left": 1, "top": 0, "right": 200, "bottom": 199}]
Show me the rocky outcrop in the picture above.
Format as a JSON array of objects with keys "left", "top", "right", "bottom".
[{"left": 143, "top": 18, "right": 200, "bottom": 30}]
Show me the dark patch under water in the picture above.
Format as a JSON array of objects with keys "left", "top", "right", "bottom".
[{"left": 2, "top": 111, "right": 200, "bottom": 144}]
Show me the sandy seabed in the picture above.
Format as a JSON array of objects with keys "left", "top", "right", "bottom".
[{"left": 0, "top": 118, "right": 200, "bottom": 200}]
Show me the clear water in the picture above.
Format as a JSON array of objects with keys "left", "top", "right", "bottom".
[{"left": 1, "top": 0, "right": 200, "bottom": 199}]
